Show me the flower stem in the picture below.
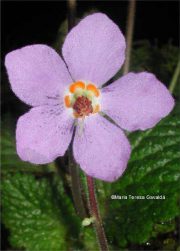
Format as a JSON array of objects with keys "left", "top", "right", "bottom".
[
  {"left": 86, "top": 175, "right": 109, "bottom": 251},
  {"left": 169, "top": 57, "right": 180, "bottom": 94},
  {"left": 67, "top": 0, "right": 76, "bottom": 30},
  {"left": 123, "top": 0, "right": 136, "bottom": 75},
  {"left": 69, "top": 149, "right": 87, "bottom": 218}
]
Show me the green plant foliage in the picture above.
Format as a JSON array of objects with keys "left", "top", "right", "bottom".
[
  {"left": 2, "top": 173, "right": 67, "bottom": 250},
  {"left": 1, "top": 171, "right": 101, "bottom": 250},
  {"left": 1, "top": 173, "right": 83, "bottom": 250},
  {"left": 97, "top": 111, "right": 180, "bottom": 248},
  {"left": 82, "top": 227, "right": 99, "bottom": 251},
  {"left": 51, "top": 175, "right": 91, "bottom": 250}
]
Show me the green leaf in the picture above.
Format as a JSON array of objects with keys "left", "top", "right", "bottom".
[
  {"left": 97, "top": 111, "right": 180, "bottom": 248},
  {"left": 1, "top": 173, "right": 69, "bottom": 251}
]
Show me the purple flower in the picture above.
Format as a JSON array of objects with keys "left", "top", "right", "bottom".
[{"left": 5, "top": 13, "right": 174, "bottom": 182}]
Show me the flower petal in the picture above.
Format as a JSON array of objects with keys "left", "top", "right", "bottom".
[
  {"left": 16, "top": 105, "right": 74, "bottom": 164},
  {"left": 62, "top": 13, "right": 126, "bottom": 86},
  {"left": 5, "top": 44, "right": 72, "bottom": 106},
  {"left": 101, "top": 72, "right": 175, "bottom": 131},
  {"left": 73, "top": 115, "right": 131, "bottom": 182}
]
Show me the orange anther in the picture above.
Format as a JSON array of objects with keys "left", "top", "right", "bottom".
[
  {"left": 86, "top": 84, "right": 100, "bottom": 97},
  {"left": 64, "top": 95, "right": 71, "bottom": 108},
  {"left": 69, "top": 81, "right": 85, "bottom": 93},
  {"left": 93, "top": 104, "right": 100, "bottom": 113}
]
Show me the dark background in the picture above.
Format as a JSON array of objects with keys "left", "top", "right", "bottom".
[{"left": 2, "top": 0, "right": 179, "bottom": 57}]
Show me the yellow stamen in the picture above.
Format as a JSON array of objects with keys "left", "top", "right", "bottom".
[
  {"left": 69, "top": 81, "right": 85, "bottom": 93},
  {"left": 86, "top": 84, "right": 100, "bottom": 97},
  {"left": 93, "top": 104, "right": 100, "bottom": 113},
  {"left": 73, "top": 111, "right": 80, "bottom": 118}
]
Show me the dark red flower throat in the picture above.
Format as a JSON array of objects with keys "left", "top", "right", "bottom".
[{"left": 73, "top": 96, "right": 93, "bottom": 118}]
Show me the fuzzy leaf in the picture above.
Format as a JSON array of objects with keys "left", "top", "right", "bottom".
[{"left": 1, "top": 173, "right": 69, "bottom": 251}]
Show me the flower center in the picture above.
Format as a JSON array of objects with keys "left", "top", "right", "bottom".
[
  {"left": 64, "top": 81, "right": 101, "bottom": 118},
  {"left": 73, "top": 96, "right": 93, "bottom": 117}
]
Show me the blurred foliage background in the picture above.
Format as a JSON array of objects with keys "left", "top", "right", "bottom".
[{"left": 1, "top": 1, "right": 180, "bottom": 250}]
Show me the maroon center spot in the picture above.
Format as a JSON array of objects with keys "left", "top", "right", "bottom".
[{"left": 73, "top": 96, "right": 93, "bottom": 117}]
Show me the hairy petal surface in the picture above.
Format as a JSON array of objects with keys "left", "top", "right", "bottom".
[
  {"left": 101, "top": 72, "right": 175, "bottom": 131},
  {"left": 62, "top": 13, "right": 126, "bottom": 87},
  {"left": 73, "top": 115, "right": 131, "bottom": 182},
  {"left": 5, "top": 44, "right": 72, "bottom": 106},
  {"left": 16, "top": 105, "right": 74, "bottom": 164}
]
